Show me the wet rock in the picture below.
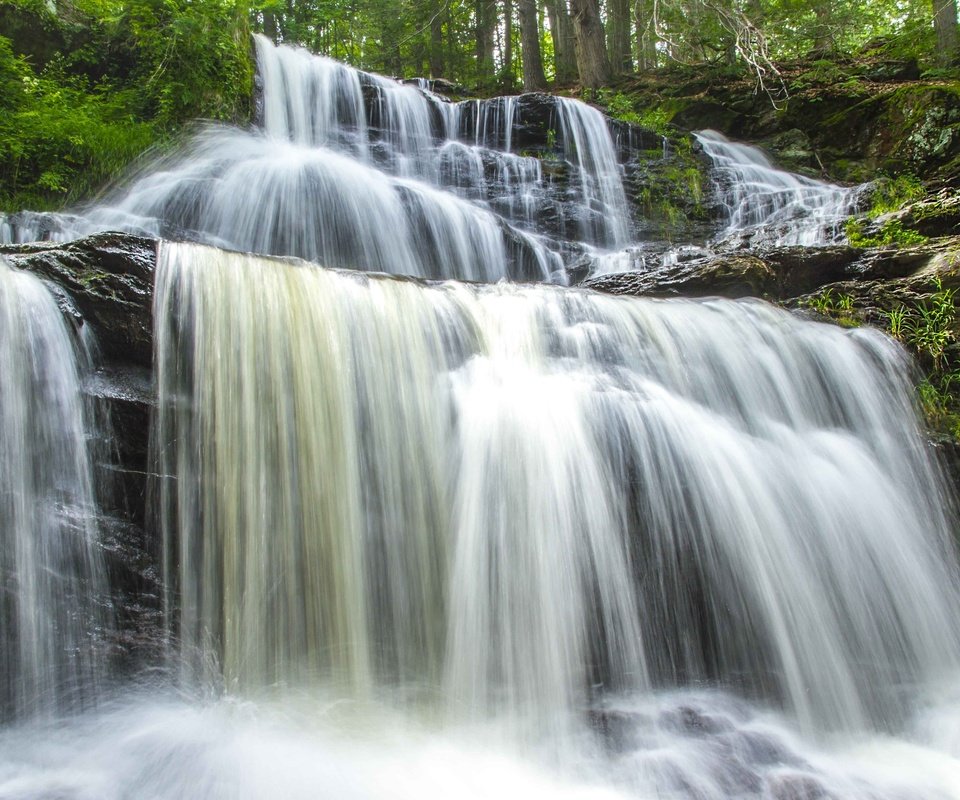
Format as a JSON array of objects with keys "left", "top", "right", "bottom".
[
  {"left": 588, "top": 708, "right": 647, "bottom": 752},
  {"left": 582, "top": 254, "right": 778, "bottom": 299},
  {"left": 757, "top": 129, "right": 821, "bottom": 175},
  {"left": 0, "top": 232, "right": 156, "bottom": 368},
  {"left": 727, "top": 729, "right": 802, "bottom": 768},
  {"left": 659, "top": 705, "right": 735, "bottom": 737},
  {"left": 86, "top": 364, "right": 154, "bottom": 528},
  {"left": 768, "top": 772, "right": 830, "bottom": 800},
  {"left": 897, "top": 189, "right": 960, "bottom": 237},
  {"left": 758, "top": 245, "right": 859, "bottom": 294}
]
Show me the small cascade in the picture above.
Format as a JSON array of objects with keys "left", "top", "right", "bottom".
[
  {"left": 0, "top": 256, "right": 110, "bottom": 720},
  {"left": 557, "top": 97, "right": 632, "bottom": 248},
  {"left": 696, "top": 129, "right": 859, "bottom": 246},
  {"left": 155, "top": 241, "right": 960, "bottom": 739}
]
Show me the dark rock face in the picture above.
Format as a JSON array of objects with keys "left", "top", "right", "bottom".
[
  {"left": 582, "top": 238, "right": 960, "bottom": 306},
  {"left": 582, "top": 254, "right": 779, "bottom": 299},
  {"left": 0, "top": 232, "right": 156, "bottom": 368}
]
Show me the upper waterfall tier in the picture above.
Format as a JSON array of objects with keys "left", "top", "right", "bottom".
[
  {"left": 156, "top": 241, "right": 960, "bottom": 737},
  {"left": 0, "top": 37, "right": 648, "bottom": 282}
]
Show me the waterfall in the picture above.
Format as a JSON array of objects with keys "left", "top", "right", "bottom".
[
  {"left": 32, "top": 37, "right": 634, "bottom": 280},
  {"left": 8, "top": 38, "right": 960, "bottom": 800},
  {"left": 696, "top": 129, "right": 859, "bottom": 246},
  {"left": 0, "top": 256, "right": 110, "bottom": 720},
  {"left": 153, "top": 241, "right": 960, "bottom": 741}
]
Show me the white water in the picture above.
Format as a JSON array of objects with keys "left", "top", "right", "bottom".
[
  {"left": 5, "top": 37, "right": 633, "bottom": 277},
  {"left": 1, "top": 240, "right": 954, "bottom": 797},
  {"left": 0, "top": 257, "right": 109, "bottom": 720},
  {"left": 4, "top": 36, "right": 960, "bottom": 800},
  {"left": 696, "top": 129, "right": 859, "bottom": 246},
  {"left": 6, "top": 240, "right": 920, "bottom": 799}
]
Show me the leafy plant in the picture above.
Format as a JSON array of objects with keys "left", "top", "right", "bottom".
[
  {"left": 801, "top": 288, "right": 860, "bottom": 326},
  {"left": 597, "top": 90, "right": 673, "bottom": 135},
  {"left": 845, "top": 218, "right": 927, "bottom": 247},
  {"left": 886, "top": 277, "right": 960, "bottom": 438},
  {"left": 867, "top": 174, "right": 925, "bottom": 217}
]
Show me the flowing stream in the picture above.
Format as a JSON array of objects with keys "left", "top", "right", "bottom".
[{"left": 2, "top": 38, "right": 960, "bottom": 800}]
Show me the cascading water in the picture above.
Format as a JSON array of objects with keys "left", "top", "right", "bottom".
[
  {"left": 152, "top": 243, "right": 960, "bottom": 735},
  {"left": 0, "top": 239, "right": 917, "bottom": 798},
  {"left": 17, "top": 36, "right": 633, "bottom": 281},
  {"left": 696, "top": 129, "right": 859, "bottom": 246},
  {"left": 0, "top": 256, "right": 110, "bottom": 720},
  {"left": 6, "top": 36, "right": 960, "bottom": 800}
]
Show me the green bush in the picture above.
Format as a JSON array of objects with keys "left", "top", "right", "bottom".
[{"left": 0, "top": 0, "right": 253, "bottom": 211}]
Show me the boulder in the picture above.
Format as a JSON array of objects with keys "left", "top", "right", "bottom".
[{"left": 0, "top": 232, "right": 156, "bottom": 368}]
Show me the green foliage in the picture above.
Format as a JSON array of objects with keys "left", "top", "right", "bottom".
[
  {"left": 845, "top": 218, "right": 927, "bottom": 247},
  {"left": 867, "top": 174, "right": 926, "bottom": 216},
  {"left": 0, "top": 70, "right": 156, "bottom": 209},
  {"left": 886, "top": 276, "right": 960, "bottom": 438},
  {"left": 597, "top": 90, "right": 674, "bottom": 135},
  {"left": 0, "top": 0, "right": 252, "bottom": 210},
  {"left": 907, "top": 277, "right": 956, "bottom": 368},
  {"left": 128, "top": 0, "right": 253, "bottom": 125},
  {"left": 801, "top": 287, "right": 860, "bottom": 325}
]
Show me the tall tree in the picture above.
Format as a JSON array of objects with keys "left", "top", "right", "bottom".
[
  {"left": 569, "top": 0, "right": 610, "bottom": 87},
  {"left": 634, "top": 0, "right": 658, "bottom": 69},
  {"left": 934, "top": 0, "right": 959, "bottom": 66},
  {"left": 607, "top": 0, "right": 633, "bottom": 72},
  {"left": 518, "top": 0, "right": 548, "bottom": 88},
  {"left": 429, "top": 5, "right": 444, "bottom": 76},
  {"left": 545, "top": 0, "right": 577, "bottom": 83},
  {"left": 476, "top": 0, "right": 497, "bottom": 86},
  {"left": 501, "top": 0, "right": 515, "bottom": 87}
]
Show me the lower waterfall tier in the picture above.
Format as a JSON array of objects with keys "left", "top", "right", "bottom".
[{"left": 155, "top": 241, "right": 960, "bottom": 739}]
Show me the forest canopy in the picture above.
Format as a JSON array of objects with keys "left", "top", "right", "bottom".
[{"left": 0, "top": 0, "right": 956, "bottom": 210}]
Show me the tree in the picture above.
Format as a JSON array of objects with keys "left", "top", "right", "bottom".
[
  {"left": 934, "top": 0, "right": 959, "bottom": 66},
  {"left": 501, "top": 0, "right": 515, "bottom": 87},
  {"left": 476, "top": 0, "right": 497, "bottom": 86},
  {"left": 545, "top": 0, "right": 577, "bottom": 83},
  {"left": 518, "top": 0, "right": 548, "bottom": 88},
  {"left": 568, "top": 0, "right": 610, "bottom": 86},
  {"left": 607, "top": 0, "right": 633, "bottom": 72}
]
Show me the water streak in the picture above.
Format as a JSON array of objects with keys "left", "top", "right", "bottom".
[{"left": 0, "top": 256, "right": 110, "bottom": 719}]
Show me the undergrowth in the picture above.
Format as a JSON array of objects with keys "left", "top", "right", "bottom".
[{"left": 885, "top": 277, "right": 960, "bottom": 439}]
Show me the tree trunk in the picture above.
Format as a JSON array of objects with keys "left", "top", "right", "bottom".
[
  {"left": 501, "top": 0, "right": 515, "bottom": 88},
  {"left": 476, "top": 0, "right": 497, "bottom": 87},
  {"left": 261, "top": 9, "right": 280, "bottom": 44},
  {"left": 633, "top": 0, "right": 657, "bottom": 70},
  {"left": 430, "top": 9, "right": 445, "bottom": 77},
  {"left": 569, "top": 0, "right": 610, "bottom": 88},
  {"left": 607, "top": 0, "right": 633, "bottom": 73},
  {"left": 934, "top": 0, "right": 960, "bottom": 67},
  {"left": 545, "top": 0, "right": 578, "bottom": 83},
  {"left": 518, "top": 0, "right": 548, "bottom": 89}
]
